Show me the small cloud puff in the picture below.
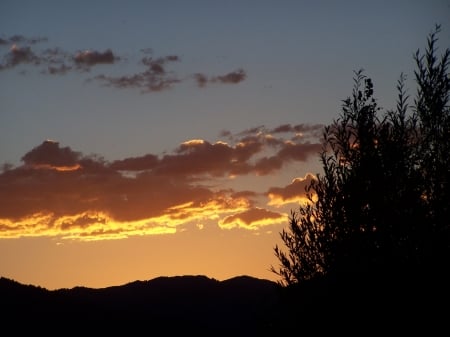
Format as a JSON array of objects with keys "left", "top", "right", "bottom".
[{"left": 74, "top": 49, "right": 117, "bottom": 67}]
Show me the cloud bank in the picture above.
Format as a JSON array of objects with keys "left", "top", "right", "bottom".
[
  {"left": 0, "top": 34, "right": 247, "bottom": 92},
  {"left": 0, "top": 124, "right": 323, "bottom": 241}
]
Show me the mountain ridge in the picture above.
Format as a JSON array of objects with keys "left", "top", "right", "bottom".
[
  {"left": 0, "top": 274, "right": 275, "bottom": 291},
  {"left": 0, "top": 274, "right": 286, "bottom": 335}
]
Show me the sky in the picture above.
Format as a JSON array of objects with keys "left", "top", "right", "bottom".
[{"left": 1, "top": 0, "right": 449, "bottom": 290}]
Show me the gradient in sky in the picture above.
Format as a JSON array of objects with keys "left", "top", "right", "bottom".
[{"left": 1, "top": 0, "right": 449, "bottom": 289}]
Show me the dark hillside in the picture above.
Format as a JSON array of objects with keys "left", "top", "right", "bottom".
[{"left": 0, "top": 275, "right": 286, "bottom": 335}]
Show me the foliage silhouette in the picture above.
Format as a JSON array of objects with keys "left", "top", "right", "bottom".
[{"left": 271, "top": 25, "right": 450, "bottom": 318}]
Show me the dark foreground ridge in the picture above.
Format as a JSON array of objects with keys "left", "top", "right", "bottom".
[
  {"left": 3, "top": 273, "right": 447, "bottom": 335},
  {"left": 0, "top": 275, "right": 287, "bottom": 335}
]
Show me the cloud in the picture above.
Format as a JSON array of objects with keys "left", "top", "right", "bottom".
[
  {"left": 0, "top": 44, "right": 41, "bottom": 70},
  {"left": 74, "top": 49, "right": 117, "bottom": 68},
  {"left": 0, "top": 35, "right": 50, "bottom": 70},
  {"left": 0, "top": 34, "right": 247, "bottom": 93},
  {"left": 270, "top": 123, "right": 323, "bottom": 134},
  {"left": 95, "top": 72, "right": 181, "bottom": 92},
  {"left": 0, "top": 124, "right": 321, "bottom": 240},
  {"left": 219, "top": 207, "right": 286, "bottom": 230},
  {"left": 212, "top": 69, "right": 246, "bottom": 84},
  {"left": 110, "top": 154, "right": 159, "bottom": 171},
  {"left": 141, "top": 55, "right": 180, "bottom": 70},
  {"left": 46, "top": 63, "right": 72, "bottom": 75},
  {"left": 0, "top": 35, "right": 47, "bottom": 46},
  {"left": 94, "top": 54, "right": 181, "bottom": 92},
  {"left": 194, "top": 73, "right": 208, "bottom": 87},
  {"left": 267, "top": 173, "right": 317, "bottom": 207},
  {"left": 21, "top": 140, "right": 81, "bottom": 167},
  {"left": 194, "top": 69, "right": 247, "bottom": 87}
]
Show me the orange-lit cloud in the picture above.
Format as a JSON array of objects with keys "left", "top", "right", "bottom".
[
  {"left": 0, "top": 124, "right": 323, "bottom": 240},
  {"left": 267, "top": 173, "right": 317, "bottom": 207},
  {"left": 219, "top": 207, "right": 286, "bottom": 230}
]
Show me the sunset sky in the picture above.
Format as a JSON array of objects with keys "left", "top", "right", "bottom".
[{"left": 1, "top": 0, "right": 449, "bottom": 290}]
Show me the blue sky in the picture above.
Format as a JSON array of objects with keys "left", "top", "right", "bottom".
[
  {"left": 0, "top": 0, "right": 449, "bottom": 289},
  {"left": 2, "top": 0, "right": 448, "bottom": 165}
]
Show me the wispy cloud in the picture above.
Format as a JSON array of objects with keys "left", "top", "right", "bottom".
[
  {"left": 0, "top": 34, "right": 247, "bottom": 92},
  {"left": 0, "top": 35, "right": 47, "bottom": 46},
  {"left": 194, "top": 69, "right": 247, "bottom": 87},
  {"left": 212, "top": 69, "right": 246, "bottom": 84},
  {"left": 0, "top": 124, "right": 323, "bottom": 240},
  {"left": 94, "top": 54, "right": 181, "bottom": 92}
]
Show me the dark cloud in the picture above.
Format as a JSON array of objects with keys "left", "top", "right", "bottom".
[
  {"left": 277, "top": 142, "right": 321, "bottom": 161},
  {"left": 0, "top": 34, "right": 247, "bottom": 93},
  {"left": 194, "top": 69, "right": 247, "bottom": 87},
  {"left": 271, "top": 124, "right": 293, "bottom": 133},
  {"left": 194, "top": 73, "right": 208, "bottom": 87},
  {"left": 0, "top": 35, "right": 47, "bottom": 46},
  {"left": 9, "top": 35, "right": 28, "bottom": 43},
  {"left": 212, "top": 69, "right": 246, "bottom": 84},
  {"left": 74, "top": 49, "right": 117, "bottom": 68},
  {"left": 253, "top": 142, "right": 321, "bottom": 175},
  {"left": 293, "top": 123, "right": 324, "bottom": 133},
  {"left": 0, "top": 35, "right": 49, "bottom": 70},
  {"left": 22, "top": 140, "right": 81, "bottom": 167},
  {"left": 94, "top": 54, "right": 181, "bottom": 92},
  {"left": 95, "top": 71, "right": 181, "bottom": 93},
  {"left": 156, "top": 140, "right": 236, "bottom": 177},
  {"left": 270, "top": 123, "right": 324, "bottom": 138},
  {"left": 110, "top": 154, "right": 159, "bottom": 171},
  {"left": 142, "top": 55, "right": 180, "bottom": 68},
  {"left": 0, "top": 44, "right": 41, "bottom": 70}
]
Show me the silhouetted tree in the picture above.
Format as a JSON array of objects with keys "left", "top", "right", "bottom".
[
  {"left": 413, "top": 26, "right": 450, "bottom": 272},
  {"left": 271, "top": 25, "right": 450, "bottom": 289}
]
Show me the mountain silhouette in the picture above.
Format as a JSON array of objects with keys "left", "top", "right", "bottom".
[
  {"left": 0, "top": 275, "right": 287, "bottom": 335},
  {"left": 3, "top": 273, "right": 446, "bottom": 335}
]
